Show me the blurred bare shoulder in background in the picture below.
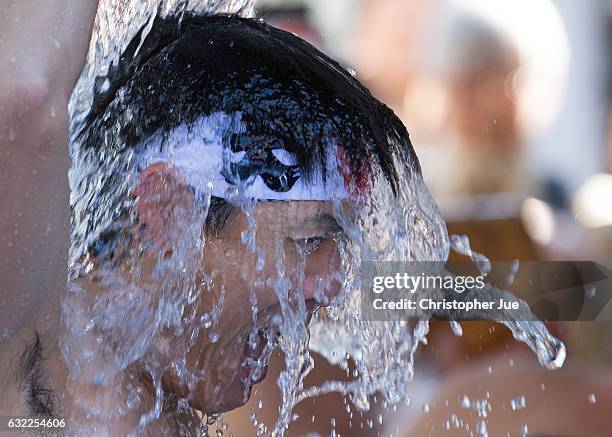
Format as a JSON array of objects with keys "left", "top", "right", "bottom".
[
  {"left": 0, "top": 0, "right": 98, "bottom": 383},
  {"left": 406, "top": 354, "right": 612, "bottom": 436}
]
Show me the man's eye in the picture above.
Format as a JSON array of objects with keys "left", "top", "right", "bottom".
[{"left": 295, "top": 236, "right": 325, "bottom": 255}]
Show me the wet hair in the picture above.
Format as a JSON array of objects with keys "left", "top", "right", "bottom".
[
  {"left": 74, "top": 14, "right": 421, "bottom": 248},
  {"left": 77, "top": 13, "right": 419, "bottom": 195},
  {"left": 15, "top": 333, "right": 57, "bottom": 417}
]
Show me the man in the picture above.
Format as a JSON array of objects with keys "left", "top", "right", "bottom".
[{"left": 2, "top": 11, "right": 421, "bottom": 436}]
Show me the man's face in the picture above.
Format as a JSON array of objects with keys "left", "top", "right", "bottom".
[{"left": 161, "top": 200, "right": 344, "bottom": 413}]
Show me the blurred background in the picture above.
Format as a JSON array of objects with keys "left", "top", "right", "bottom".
[
  {"left": 2, "top": 0, "right": 610, "bottom": 434},
  {"left": 222, "top": 0, "right": 612, "bottom": 435}
]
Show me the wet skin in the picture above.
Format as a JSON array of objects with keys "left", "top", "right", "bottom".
[{"left": 74, "top": 163, "right": 345, "bottom": 417}]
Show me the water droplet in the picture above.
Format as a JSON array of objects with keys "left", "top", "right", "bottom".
[
  {"left": 201, "top": 313, "right": 213, "bottom": 329},
  {"left": 586, "top": 286, "right": 597, "bottom": 300},
  {"left": 453, "top": 414, "right": 461, "bottom": 427},
  {"left": 256, "top": 254, "right": 265, "bottom": 271},
  {"left": 521, "top": 424, "right": 529, "bottom": 437},
  {"left": 476, "top": 419, "right": 487, "bottom": 436},
  {"left": 459, "top": 394, "right": 471, "bottom": 409},
  {"left": 450, "top": 320, "right": 463, "bottom": 336},
  {"left": 346, "top": 66, "right": 358, "bottom": 78},
  {"left": 511, "top": 395, "right": 526, "bottom": 411},
  {"left": 588, "top": 393, "right": 597, "bottom": 404}
]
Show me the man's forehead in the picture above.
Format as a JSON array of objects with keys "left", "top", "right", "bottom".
[
  {"left": 253, "top": 201, "right": 334, "bottom": 232},
  {"left": 255, "top": 200, "right": 331, "bottom": 220}
]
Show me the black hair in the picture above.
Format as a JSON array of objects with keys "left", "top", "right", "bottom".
[
  {"left": 77, "top": 13, "right": 419, "bottom": 194},
  {"left": 15, "top": 333, "right": 57, "bottom": 417},
  {"left": 73, "top": 14, "right": 421, "bottom": 250}
]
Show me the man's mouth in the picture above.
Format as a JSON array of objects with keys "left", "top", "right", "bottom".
[
  {"left": 238, "top": 299, "right": 322, "bottom": 394},
  {"left": 239, "top": 327, "right": 276, "bottom": 387}
]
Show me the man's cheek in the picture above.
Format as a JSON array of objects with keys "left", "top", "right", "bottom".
[{"left": 303, "top": 244, "right": 342, "bottom": 300}]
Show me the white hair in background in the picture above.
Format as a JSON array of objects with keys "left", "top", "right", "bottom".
[{"left": 421, "top": 0, "right": 570, "bottom": 138}]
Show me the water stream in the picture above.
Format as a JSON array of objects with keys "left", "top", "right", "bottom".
[{"left": 64, "top": 1, "right": 566, "bottom": 435}]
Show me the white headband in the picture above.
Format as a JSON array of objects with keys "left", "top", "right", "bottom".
[{"left": 138, "top": 112, "right": 350, "bottom": 201}]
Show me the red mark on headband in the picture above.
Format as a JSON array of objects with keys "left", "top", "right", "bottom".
[{"left": 336, "top": 145, "right": 371, "bottom": 197}]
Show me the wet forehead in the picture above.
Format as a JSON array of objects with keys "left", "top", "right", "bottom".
[
  {"left": 255, "top": 201, "right": 334, "bottom": 235},
  {"left": 247, "top": 201, "right": 335, "bottom": 238},
  {"left": 218, "top": 200, "right": 341, "bottom": 243}
]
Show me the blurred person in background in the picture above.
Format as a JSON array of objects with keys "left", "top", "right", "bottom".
[
  {"left": 352, "top": 0, "right": 570, "bottom": 201},
  {"left": 349, "top": 0, "right": 429, "bottom": 116},
  {"left": 404, "top": 354, "right": 612, "bottom": 436},
  {"left": 351, "top": 0, "right": 571, "bottom": 263},
  {"left": 571, "top": 62, "right": 612, "bottom": 259},
  {"left": 410, "top": 7, "right": 525, "bottom": 198},
  {"left": 403, "top": 0, "right": 569, "bottom": 201}
]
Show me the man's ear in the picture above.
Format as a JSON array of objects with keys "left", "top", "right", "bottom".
[{"left": 131, "top": 162, "right": 195, "bottom": 248}]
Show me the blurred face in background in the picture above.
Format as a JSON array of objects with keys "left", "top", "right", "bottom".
[
  {"left": 350, "top": 0, "right": 430, "bottom": 113},
  {"left": 448, "top": 43, "right": 521, "bottom": 152}
]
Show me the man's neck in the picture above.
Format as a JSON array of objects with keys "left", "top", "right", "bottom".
[
  {"left": 62, "top": 367, "right": 203, "bottom": 435},
  {"left": 0, "top": 308, "right": 202, "bottom": 435}
]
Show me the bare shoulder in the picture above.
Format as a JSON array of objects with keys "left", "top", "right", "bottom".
[{"left": 0, "top": 0, "right": 99, "bottom": 344}]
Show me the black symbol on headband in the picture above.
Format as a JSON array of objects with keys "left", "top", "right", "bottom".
[{"left": 222, "top": 134, "right": 301, "bottom": 192}]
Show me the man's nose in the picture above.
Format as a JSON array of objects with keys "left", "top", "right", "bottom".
[{"left": 300, "top": 241, "right": 342, "bottom": 302}]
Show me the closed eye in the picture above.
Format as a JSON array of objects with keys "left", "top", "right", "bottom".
[
  {"left": 293, "top": 230, "right": 344, "bottom": 256},
  {"left": 294, "top": 236, "right": 326, "bottom": 256}
]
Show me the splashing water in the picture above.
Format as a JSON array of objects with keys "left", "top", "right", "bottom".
[
  {"left": 69, "top": 0, "right": 255, "bottom": 134},
  {"left": 63, "top": 1, "right": 566, "bottom": 436}
]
